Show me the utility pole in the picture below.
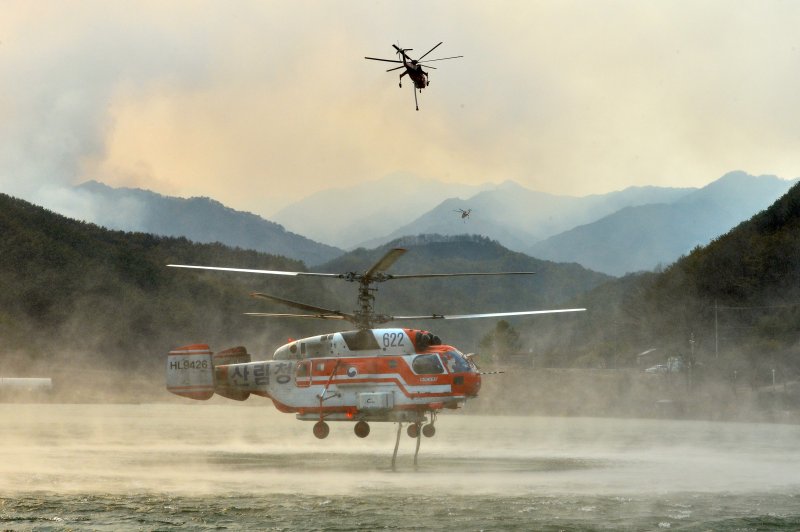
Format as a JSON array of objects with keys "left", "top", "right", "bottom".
[
  {"left": 688, "top": 332, "right": 695, "bottom": 392},
  {"left": 714, "top": 299, "right": 719, "bottom": 359}
]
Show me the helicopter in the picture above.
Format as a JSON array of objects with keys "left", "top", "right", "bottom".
[
  {"left": 365, "top": 42, "right": 462, "bottom": 110},
  {"left": 165, "top": 248, "right": 585, "bottom": 468},
  {"left": 455, "top": 208, "right": 472, "bottom": 221}
]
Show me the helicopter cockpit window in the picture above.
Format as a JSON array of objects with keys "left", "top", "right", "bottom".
[
  {"left": 442, "top": 350, "right": 472, "bottom": 373},
  {"left": 341, "top": 330, "right": 380, "bottom": 351},
  {"left": 412, "top": 354, "right": 444, "bottom": 375}
]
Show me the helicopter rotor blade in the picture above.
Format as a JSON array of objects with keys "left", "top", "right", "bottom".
[
  {"left": 365, "top": 56, "right": 404, "bottom": 64},
  {"left": 417, "top": 41, "right": 443, "bottom": 61},
  {"left": 364, "top": 248, "right": 406, "bottom": 281},
  {"left": 389, "top": 308, "right": 586, "bottom": 321},
  {"left": 419, "top": 55, "right": 463, "bottom": 63},
  {"left": 250, "top": 292, "right": 354, "bottom": 321},
  {"left": 245, "top": 312, "right": 349, "bottom": 321},
  {"left": 386, "top": 65, "right": 405, "bottom": 72},
  {"left": 167, "top": 264, "right": 341, "bottom": 278},
  {"left": 168, "top": 262, "right": 535, "bottom": 283},
  {"left": 387, "top": 271, "right": 536, "bottom": 280}
]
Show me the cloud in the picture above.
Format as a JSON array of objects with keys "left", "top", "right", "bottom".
[{"left": 1, "top": 1, "right": 799, "bottom": 220}]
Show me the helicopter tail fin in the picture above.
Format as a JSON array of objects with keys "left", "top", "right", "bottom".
[
  {"left": 167, "top": 344, "right": 260, "bottom": 401},
  {"left": 166, "top": 344, "right": 214, "bottom": 400}
]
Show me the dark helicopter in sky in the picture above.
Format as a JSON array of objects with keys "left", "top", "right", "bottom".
[
  {"left": 455, "top": 208, "right": 472, "bottom": 221},
  {"left": 365, "top": 42, "right": 462, "bottom": 110}
]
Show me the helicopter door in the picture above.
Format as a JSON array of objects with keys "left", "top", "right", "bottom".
[{"left": 295, "top": 361, "right": 311, "bottom": 387}]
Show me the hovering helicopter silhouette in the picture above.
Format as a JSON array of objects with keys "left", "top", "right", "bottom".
[
  {"left": 454, "top": 208, "right": 472, "bottom": 221},
  {"left": 166, "top": 248, "right": 584, "bottom": 469},
  {"left": 365, "top": 42, "right": 462, "bottom": 110}
]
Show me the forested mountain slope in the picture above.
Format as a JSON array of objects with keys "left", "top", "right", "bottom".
[
  {"left": 0, "top": 193, "right": 326, "bottom": 377},
  {"left": 559, "top": 180, "right": 800, "bottom": 376}
]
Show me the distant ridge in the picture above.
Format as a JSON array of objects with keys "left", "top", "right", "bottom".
[
  {"left": 527, "top": 171, "right": 799, "bottom": 275},
  {"left": 329, "top": 171, "right": 795, "bottom": 276},
  {"left": 355, "top": 181, "right": 694, "bottom": 252},
  {"left": 271, "top": 172, "right": 494, "bottom": 248},
  {"left": 73, "top": 181, "right": 343, "bottom": 265}
]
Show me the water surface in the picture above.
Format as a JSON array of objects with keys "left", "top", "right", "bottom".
[{"left": 2, "top": 403, "right": 799, "bottom": 530}]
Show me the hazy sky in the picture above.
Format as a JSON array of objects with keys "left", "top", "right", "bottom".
[{"left": 1, "top": 1, "right": 799, "bottom": 217}]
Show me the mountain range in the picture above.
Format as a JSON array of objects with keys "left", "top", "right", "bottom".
[
  {"left": 357, "top": 180, "right": 694, "bottom": 250},
  {"left": 272, "top": 171, "right": 796, "bottom": 275},
  {"left": 71, "top": 171, "right": 796, "bottom": 276},
  {"left": 271, "top": 172, "right": 494, "bottom": 248},
  {"left": 527, "top": 171, "right": 799, "bottom": 275}
]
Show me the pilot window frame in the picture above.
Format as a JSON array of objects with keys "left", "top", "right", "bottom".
[
  {"left": 411, "top": 354, "right": 445, "bottom": 375},
  {"left": 442, "top": 350, "right": 472, "bottom": 373}
]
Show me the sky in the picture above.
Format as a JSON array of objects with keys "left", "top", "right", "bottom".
[{"left": 1, "top": 0, "right": 799, "bottom": 218}]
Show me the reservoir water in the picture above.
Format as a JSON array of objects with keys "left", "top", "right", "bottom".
[{"left": 2, "top": 403, "right": 799, "bottom": 530}]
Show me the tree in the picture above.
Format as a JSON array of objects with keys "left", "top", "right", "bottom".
[{"left": 479, "top": 320, "right": 522, "bottom": 364}]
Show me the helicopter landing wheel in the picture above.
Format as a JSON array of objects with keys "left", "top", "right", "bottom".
[
  {"left": 422, "top": 423, "right": 436, "bottom": 438},
  {"left": 407, "top": 423, "right": 420, "bottom": 438},
  {"left": 354, "top": 420, "right": 370, "bottom": 438},
  {"left": 313, "top": 420, "right": 330, "bottom": 439}
]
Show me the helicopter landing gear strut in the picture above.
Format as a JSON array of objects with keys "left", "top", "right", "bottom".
[
  {"left": 390, "top": 412, "right": 436, "bottom": 471},
  {"left": 312, "top": 360, "right": 342, "bottom": 439},
  {"left": 391, "top": 422, "right": 403, "bottom": 471},
  {"left": 413, "top": 423, "right": 422, "bottom": 468}
]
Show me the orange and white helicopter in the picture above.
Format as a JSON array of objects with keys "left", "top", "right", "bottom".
[
  {"left": 166, "top": 248, "right": 584, "bottom": 467},
  {"left": 365, "top": 42, "right": 462, "bottom": 111}
]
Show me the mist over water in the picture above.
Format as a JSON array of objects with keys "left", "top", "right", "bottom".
[{"left": 2, "top": 403, "right": 800, "bottom": 529}]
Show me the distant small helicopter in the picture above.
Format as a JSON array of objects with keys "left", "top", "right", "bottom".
[
  {"left": 166, "top": 248, "right": 584, "bottom": 468},
  {"left": 455, "top": 208, "right": 472, "bottom": 221},
  {"left": 365, "top": 42, "right": 462, "bottom": 111}
]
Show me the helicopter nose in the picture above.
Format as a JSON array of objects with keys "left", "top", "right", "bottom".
[{"left": 454, "top": 372, "right": 481, "bottom": 397}]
